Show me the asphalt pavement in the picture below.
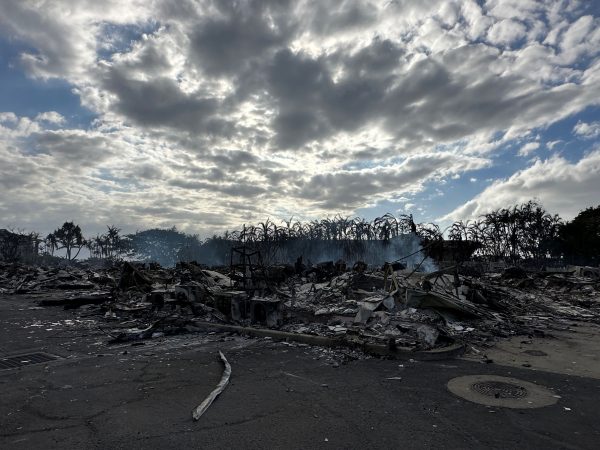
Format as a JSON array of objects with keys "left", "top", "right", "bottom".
[{"left": 1, "top": 294, "right": 599, "bottom": 449}]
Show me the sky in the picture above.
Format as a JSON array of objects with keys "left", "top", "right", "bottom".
[{"left": 1, "top": 0, "right": 600, "bottom": 238}]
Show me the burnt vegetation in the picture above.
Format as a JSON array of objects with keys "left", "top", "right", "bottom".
[{"left": 1, "top": 201, "right": 599, "bottom": 268}]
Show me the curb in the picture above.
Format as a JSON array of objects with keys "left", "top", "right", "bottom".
[{"left": 192, "top": 321, "right": 465, "bottom": 360}]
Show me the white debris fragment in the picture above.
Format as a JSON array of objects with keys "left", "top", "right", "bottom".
[{"left": 192, "top": 351, "right": 231, "bottom": 421}]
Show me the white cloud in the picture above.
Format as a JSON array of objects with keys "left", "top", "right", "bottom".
[
  {"left": 0, "top": 0, "right": 155, "bottom": 81},
  {"left": 0, "top": 112, "right": 18, "bottom": 124},
  {"left": 557, "top": 15, "right": 600, "bottom": 65},
  {"left": 573, "top": 121, "right": 600, "bottom": 139},
  {"left": 0, "top": 1, "right": 599, "bottom": 234},
  {"left": 487, "top": 19, "right": 527, "bottom": 46},
  {"left": 295, "top": 152, "right": 490, "bottom": 210},
  {"left": 518, "top": 141, "right": 540, "bottom": 156},
  {"left": 546, "top": 140, "right": 562, "bottom": 149},
  {"left": 442, "top": 151, "right": 600, "bottom": 221},
  {"left": 35, "top": 111, "right": 66, "bottom": 125}
]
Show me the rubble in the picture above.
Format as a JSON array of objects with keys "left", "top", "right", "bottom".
[
  {"left": 1, "top": 256, "right": 599, "bottom": 357},
  {"left": 192, "top": 351, "right": 231, "bottom": 421}
]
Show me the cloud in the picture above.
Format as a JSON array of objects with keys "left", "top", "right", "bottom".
[
  {"left": 442, "top": 151, "right": 600, "bottom": 221},
  {"left": 0, "top": 0, "right": 599, "bottom": 235},
  {"left": 558, "top": 14, "right": 600, "bottom": 64},
  {"left": 295, "top": 152, "right": 490, "bottom": 209},
  {"left": 34, "top": 111, "right": 66, "bottom": 125},
  {"left": 0, "top": 112, "right": 19, "bottom": 124},
  {"left": 32, "top": 130, "right": 115, "bottom": 168},
  {"left": 188, "top": 0, "right": 297, "bottom": 76},
  {"left": 546, "top": 140, "right": 562, "bottom": 149},
  {"left": 573, "top": 120, "right": 600, "bottom": 139},
  {"left": 0, "top": 0, "right": 155, "bottom": 80},
  {"left": 518, "top": 141, "right": 540, "bottom": 156},
  {"left": 168, "top": 178, "right": 268, "bottom": 198},
  {"left": 487, "top": 19, "right": 527, "bottom": 46},
  {"left": 100, "top": 69, "right": 231, "bottom": 136}
]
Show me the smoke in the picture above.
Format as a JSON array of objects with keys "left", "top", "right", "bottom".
[{"left": 189, "top": 234, "right": 437, "bottom": 271}]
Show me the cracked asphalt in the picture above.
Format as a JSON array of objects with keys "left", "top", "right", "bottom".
[{"left": 1, "top": 294, "right": 599, "bottom": 449}]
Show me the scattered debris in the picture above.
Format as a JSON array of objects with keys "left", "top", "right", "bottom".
[
  {"left": 192, "top": 351, "right": 231, "bottom": 421},
  {"left": 1, "top": 254, "right": 599, "bottom": 358}
]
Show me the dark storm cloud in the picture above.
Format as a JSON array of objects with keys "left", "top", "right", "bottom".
[
  {"left": 341, "top": 38, "right": 405, "bottom": 78},
  {"left": 255, "top": 166, "right": 297, "bottom": 186},
  {"left": 32, "top": 131, "right": 114, "bottom": 168},
  {"left": 206, "top": 149, "right": 259, "bottom": 168},
  {"left": 262, "top": 40, "right": 598, "bottom": 151},
  {"left": 129, "top": 163, "right": 164, "bottom": 180},
  {"left": 101, "top": 68, "right": 232, "bottom": 136},
  {"left": 173, "top": 149, "right": 290, "bottom": 189},
  {"left": 88, "top": 2, "right": 597, "bottom": 155},
  {"left": 189, "top": 0, "right": 297, "bottom": 76},
  {"left": 380, "top": 44, "right": 595, "bottom": 142},
  {"left": 272, "top": 109, "right": 332, "bottom": 149},
  {"left": 265, "top": 45, "right": 393, "bottom": 148},
  {"left": 177, "top": 150, "right": 281, "bottom": 185},
  {"left": 169, "top": 178, "right": 268, "bottom": 198},
  {"left": 111, "top": 38, "right": 172, "bottom": 75},
  {"left": 263, "top": 47, "right": 465, "bottom": 149}
]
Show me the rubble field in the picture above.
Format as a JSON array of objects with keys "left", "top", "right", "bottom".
[{"left": 1, "top": 259, "right": 599, "bottom": 358}]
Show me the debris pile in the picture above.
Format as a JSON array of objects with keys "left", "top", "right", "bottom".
[
  {"left": 281, "top": 264, "right": 600, "bottom": 351},
  {"left": 1, "top": 258, "right": 599, "bottom": 355},
  {"left": 0, "top": 262, "right": 115, "bottom": 294}
]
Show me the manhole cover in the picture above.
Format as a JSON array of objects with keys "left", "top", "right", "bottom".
[
  {"left": 471, "top": 381, "right": 528, "bottom": 399},
  {"left": 0, "top": 352, "right": 59, "bottom": 370},
  {"left": 447, "top": 375, "right": 558, "bottom": 409}
]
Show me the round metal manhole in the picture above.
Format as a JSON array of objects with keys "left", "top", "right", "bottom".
[
  {"left": 471, "top": 381, "right": 528, "bottom": 399},
  {"left": 447, "top": 375, "right": 559, "bottom": 409}
]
